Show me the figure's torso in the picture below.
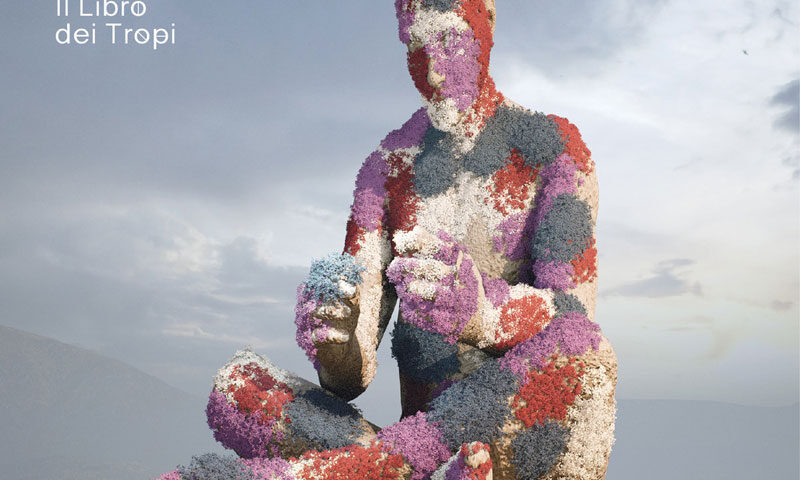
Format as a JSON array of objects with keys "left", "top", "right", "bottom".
[{"left": 369, "top": 101, "right": 599, "bottom": 416}]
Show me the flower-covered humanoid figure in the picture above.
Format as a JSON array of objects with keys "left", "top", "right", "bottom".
[{"left": 158, "top": 1, "right": 617, "bottom": 479}]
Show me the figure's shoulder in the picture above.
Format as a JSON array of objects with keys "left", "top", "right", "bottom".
[
  {"left": 352, "top": 109, "right": 429, "bottom": 183},
  {"left": 497, "top": 99, "right": 594, "bottom": 174},
  {"left": 379, "top": 107, "right": 430, "bottom": 153}
]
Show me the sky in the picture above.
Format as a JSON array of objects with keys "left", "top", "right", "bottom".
[{"left": 0, "top": 0, "right": 797, "bottom": 427}]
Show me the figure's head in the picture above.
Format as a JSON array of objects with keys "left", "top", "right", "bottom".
[{"left": 395, "top": 0, "right": 496, "bottom": 119}]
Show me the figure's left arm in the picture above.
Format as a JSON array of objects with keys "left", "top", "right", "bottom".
[{"left": 462, "top": 115, "right": 599, "bottom": 352}]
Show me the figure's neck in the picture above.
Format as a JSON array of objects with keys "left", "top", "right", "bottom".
[{"left": 423, "top": 76, "right": 504, "bottom": 151}]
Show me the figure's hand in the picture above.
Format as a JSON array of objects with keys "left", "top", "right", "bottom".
[
  {"left": 308, "top": 279, "right": 358, "bottom": 345},
  {"left": 387, "top": 227, "right": 484, "bottom": 343},
  {"left": 389, "top": 257, "right": 455, "bottom": 301},
  {"left": 295, "top": 254, "right": 364, "bottom": 370}
]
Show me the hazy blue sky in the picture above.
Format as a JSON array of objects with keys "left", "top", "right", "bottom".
[{"left": 1, "top": 0, "right": 797, "bottom": 426}]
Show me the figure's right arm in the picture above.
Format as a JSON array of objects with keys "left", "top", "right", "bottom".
[{"left": 295, "top": 149, "right": 397, "bottom": 401}]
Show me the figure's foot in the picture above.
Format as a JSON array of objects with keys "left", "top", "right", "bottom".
[{"left": 433, "top": 441, "right": 493, "bottom": 480}]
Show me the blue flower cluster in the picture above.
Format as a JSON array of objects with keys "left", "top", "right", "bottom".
[
  {"left": 303, "top": 253, "right": 364, "bottom": 303},
  {"left": 413, "top": 127, "right": 461, "bottom": 197},
  {"left": 421, "top": 0, "right": 462, "bottom": 12},
  {"left": 532, "top": 194, "right": 593, "bottom": 264},
  {"left": 427, "top": 359, "right": 518, "bottom": 449},
  {"left": 553, "top": 291, "right": 587, "bottom": 316},
  {"left": 511, "top": 421, "right": 570, "bottom": 479},
  {"left": 177, "top": 453, "right": 253, "bottom": 480},
  {"left": 463, "top": 106, "right": 563, "bottom": 176},
  {"left": 285, "top": 389, "right": 367, "bottom": 449},
  {"left": 391, "top": 321, "right": 460, "bottom": 384}
]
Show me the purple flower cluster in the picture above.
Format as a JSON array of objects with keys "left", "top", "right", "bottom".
[
  {"left": 498, "top": 312, "right": 601, "bottom": 379},
  {"left": 424, "top": 28, "right": 482, "bottom": 111},
  {"left": 382, "top": 107, "right": 432, "bottom": 151},
  {"left": 241, "top": 458, "right": 294, "bottom": 480},
  {"left": 395, "top": 0, "right": 415, "bottom": 43},
  {"left": 294, "top": 285, "right": 325, "bottom": 370},
  {"left": 154, "top": 471, "right": 181, "bottom": 480},
  {"left": 205, "top": 390, "right": 284, "bottom": 459},
  {"left": 352, "top": 151, "right": 390, "bottom": 231},
  {"left": 492, "top": 212, "right": 534, "bottom": 262},
  {"left": 480, "top": 273, "right": 509, "bottom": 308},
  {"left": 532, "top": 260, "right": 575, "bottom": 291},
  {"left": 444, "top": 456, "right": 469, "bottom": 480},
  {"left": 377, "top": 412, "right": 451, "bottom": 480}
]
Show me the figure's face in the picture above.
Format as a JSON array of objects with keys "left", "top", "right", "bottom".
[{"left": 397, "top": 1, "right": 492, "bottom": 114}]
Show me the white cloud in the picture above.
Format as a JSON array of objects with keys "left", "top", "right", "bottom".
[{"left": 161, "top": 322, "right": 287, "bottom": 350}]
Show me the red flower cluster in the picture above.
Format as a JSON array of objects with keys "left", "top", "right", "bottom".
[
  {"left": 462, "top": 78, "right": 504, "bottom": 133},
  {"left": 457, "top": 0, "right": 494, "bottom": 90},
  {"left": 512, "top": 357, "right": 584, "bottom": 428},
  {"left": 485, "top": 148, "right": 538, "bottom": 215},
  {"left": 344, "top": 216, "right": 366, "bottom": 256},
  {"left": 408, "top": 47, "right": 436, "bottom": 102},
  {"left": 385, "top": 152, "right": 420, "bottom": 244},
  {"left": 571, "top": 238, "right": 598, "bottom": 284},
  {"left": 296, "top": 443, "right": 405, "bottom": 480},
  {"left": 549, "top": 115, "right": 593, "bottom": 174},
  {"left": 227, "top": 363, "right": 294, "bottom": 424},
  {"left": 495, "top": 295, "right": 551, "bottom": 350}
]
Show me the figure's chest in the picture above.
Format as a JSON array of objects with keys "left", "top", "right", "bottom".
[
  {"left": 415, "top": 171, "right": 494, "bottom": 241},
  {"left": 385, "top": 147, "right": 542, "bottom": 282}
]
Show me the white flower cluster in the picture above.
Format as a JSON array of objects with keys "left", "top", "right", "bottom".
[
  {"left": 415, "top": 171, "right": 506, "bottom": 244},
  {"left": 544, "top": 338, "right": 617, "bottom": 480},
  {"left": 406, "top": 4, "right": 469, "bottom": 50},
  {"left": 348, "top": 228, "right": 394, "bottom": 386}
]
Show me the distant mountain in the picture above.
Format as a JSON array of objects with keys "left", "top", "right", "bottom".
[
  {"left": 0, "top": 324, "right": 223, "bottom": 480},
  {"left": 1, "top": 324, "right": 797, "bottom": 479}
]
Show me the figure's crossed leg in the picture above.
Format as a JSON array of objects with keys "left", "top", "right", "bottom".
[
  {"left": 156, "top": 311, "right": 614, "bottom": 480},
  {"left": 388, "top": 328, "right": 616, "bottom": 479}
]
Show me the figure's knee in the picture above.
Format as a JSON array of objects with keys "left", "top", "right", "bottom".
[
  {"left": 493, "top": 337, "right": 617, "bottom": 479},
  {"left": 536, "top": 339, "right": 616, "bottom": 479},
  {"left": 206, "top": 349, "right": 377, "bottom": 458}
]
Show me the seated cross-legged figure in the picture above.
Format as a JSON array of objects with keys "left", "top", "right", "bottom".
[{"left": 159, "top": 1, "right": 617, "bottom": 479}]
